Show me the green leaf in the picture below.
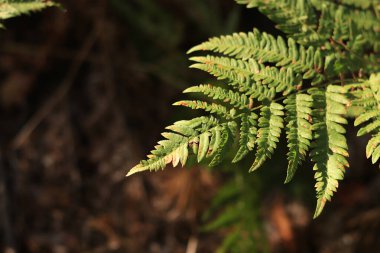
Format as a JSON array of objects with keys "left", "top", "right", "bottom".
[
  {"left": 250, "top": 102, "right": 284, "bottom": 171},
  {"left": 284, "top": 93, "right": 313, "bottom": 183},
  {"left": 310, "top": 85, "right": 349, "bottom": 218},
  {"left": 0, "top": 0, "right": 58, "bottom": 20}
]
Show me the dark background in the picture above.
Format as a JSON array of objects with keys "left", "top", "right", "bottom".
[{"left": 0, "top": 0, "right": 380, "bottom": 252}]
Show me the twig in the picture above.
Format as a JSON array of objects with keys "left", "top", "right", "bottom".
[
  {"left": 185, "top": 236, "right": 198, "bottom": 253},
  {"left": 11, "top": 29, "right": 98, "bottom": 149}
]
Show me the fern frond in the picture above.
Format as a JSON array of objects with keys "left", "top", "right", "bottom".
[
  {"left": 183, "top": 84, "right": 250, "bottom": 110},
  {"left": 190, "top": 55, "right": 300, "bottom": 98},
  {"left": 338, "top": 0, "right": 378, "bottom": 9},
  {"left": 238, "top": 0, "right": 380, "bottom": 52},
  {"left": 173, "top": 100, "right": 233, "bottom": 118},
  {"left": 284, "top": 93, "right": 313, "bottom": 183},
  {"left": 310, "top": 85, "right": 350, "bottom": 218},
  {"left": 353, "top": 73, "right": 380, "bottom": 164},
  {"left": 312, "top": 0, "right": 380, "bottom": 51},
  {"left": 127, "top": 116, "right": 234, "bottom": 176},
  {"left": 208, "top": 125, "right": 232, "bottom": 167},
  {"left": 129, "top": 0, "right": 380, "bottom": 223},
  {"left": 236, "top": 0, "right": 321, "bottom": 46},
  {"left": 364, "top": 54, "right": 380, "bottom": 74},
  {"left": 188, "top": 29, "right": 324, "bottom": 84},
  {"left": 250, "top": 102, "right": 284, "bottom": 171},
  {"left": 0, "top": 0, "right": 58, "bottom": 21},
  {"left": 312, "top": 0, "right": 379, "bottom": 31},
  {"left": 202, "top": 173, "right": 265, "bottom": 253},
  {"left": 190, "top": 55, "right": 253, "bottom": 92},
  {"left": 232, "top": 113, "right": 258, "bottom": 163},
  {"left": 366, "top": 133, "right": 380, "bottom": 164}
]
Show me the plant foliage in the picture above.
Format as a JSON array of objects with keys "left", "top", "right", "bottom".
[
  {"left": 0, "top": 0, "right": 58, "bottom": 27},
  {"left": 202, "top": 172, "right": 266, "bottom": 253},
  {"left": 128, "top": 0, "right": 380, "bottom": 220}
]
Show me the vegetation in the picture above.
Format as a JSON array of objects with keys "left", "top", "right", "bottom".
[
  {"left": 0, "top": 0, "right": 58, "bottom": 27},
  {"left": 1, "top": 0, "right": 379, "bottom": 252},
  {"left": 128, "top": 0, "right": 380, "bottom": 221}
]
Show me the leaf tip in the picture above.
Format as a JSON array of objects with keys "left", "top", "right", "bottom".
[
  {"left": 126, "top": 165, "right": 146, "bottom": 177},
  {"left": 187, "top": 45, "right": 203, "bottom": 54},
  {"left": 284, "top": 177, "right": 292, "bottom": 184},
  {"left": 313, "top": 198, "right": 326, "bottom": 219}
]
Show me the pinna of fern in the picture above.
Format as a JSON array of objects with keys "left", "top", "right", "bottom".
[
  {"left": 128, "top": 0, "right": 380, "bottom": 218},
  {"left": 352, "top": 73, "right": 380, "bottom": 164},
  {"left": 0, "top": 0, "right": 58, "bottom": 27}
]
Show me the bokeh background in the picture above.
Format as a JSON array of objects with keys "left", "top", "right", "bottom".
[{"left": 0, "top": 0, "right": 380, "bottom": 252}]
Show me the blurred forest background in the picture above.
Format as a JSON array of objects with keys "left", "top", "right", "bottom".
[{"left": 0, "top": 0, "right": 380, "bottom": 252}]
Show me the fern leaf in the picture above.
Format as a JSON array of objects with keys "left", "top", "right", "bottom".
[
  {"left": 353, "top": 73, "right": 380, "bottom": 164},
  {"left": 184, "top": 84, "right": 249, "bottom": 110},
  {"left": 129, "top": 0, "right": 380, "bottom": 222},
  {"left": 208, "top": 125, "right": 231, "bottom": 167},
  {"left": 338, "top": 0, "right": 377, "bottom": 9},
  {"left": 250, "top": 102, "right": 284, "bottom": 171},
  {"left": 190, "top": 55, "right": 300, "bottom": 98},
  {"left": 198, "top": 131, "right": 211, "bottom": 162},
  {"left": 189, "top": 55, "right": 252, "bottom": 84},
  {"left": 216, "top": 231, "right": 241, "bottom": 253},
  {"left": 236, "top": 0, "right": 321, "bottom": 46},
  {"left": 310, "top": 85, "right": 350, "bottom": 218},
  {"left": 237, "top": 0, "right": 380, "bottom": 51},
  {"left": 312, "top": 0, "right": 379, "bottom": 31},
  {"left": 127, "top": 116, "right": 231, "bottom": 176},
  {"left": 202, "top": 205, "right": 241, "bottom": 231},
  {"left": 188, "top": 29, "right": 324, "bottom": 84},
  {"left": 232, "top": 113, "right": 258, "bottom": 163},
  {"left": 366, "top": 133, "right": 380, "bottom": 163},
  {"left": 0, "top": 0, "right": 58, "bottom": 20},
  {"left": 173, "top": 100, "right": 233, "bottom": 118},
  {"left": 311, "top": 0, "right": 380, "bottom": 51},
  {"left": 284, "top": 93, "right": 313, "bottom": 183}
]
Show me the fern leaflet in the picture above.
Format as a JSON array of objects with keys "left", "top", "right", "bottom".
[
  {"left": 310, "top": 85, "right": 350, "bottom": 218},
  {"left": 284, "top": 93, "right": 313, "bottom": 183},
  {"left": 0, "top": 0, "right": 58, "bottom": 26}
]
